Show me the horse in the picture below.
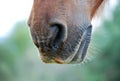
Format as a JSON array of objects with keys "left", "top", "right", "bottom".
[{"left": 27, "top": 0, "right": 107, "bottom": 64}]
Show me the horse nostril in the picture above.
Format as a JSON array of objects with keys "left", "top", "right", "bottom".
[{"left": 50, "top": 23, "right": 67, "bottom": 50}]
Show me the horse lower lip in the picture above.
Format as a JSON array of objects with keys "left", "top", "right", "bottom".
[{"left": 70, "top": 25, "right": 92, "bottom": 63}]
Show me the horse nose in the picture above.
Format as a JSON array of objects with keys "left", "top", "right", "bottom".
[
  {"left": 49, "top": 23, "right": 67, "bottom": 51},
  {"left": 30, "top": 21, "right": 67, "bottom": 52}
]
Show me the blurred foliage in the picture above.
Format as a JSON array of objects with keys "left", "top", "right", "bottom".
[
  {"left": 0, "top": 21, "right": 32, "bottom": 81},
  {"left": 0, "top": 1, "right": 120, "bottom": 81}
]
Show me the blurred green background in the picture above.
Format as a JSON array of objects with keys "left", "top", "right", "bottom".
[{"left": 0, "top": 1, "right": 120, "bottom": 81}]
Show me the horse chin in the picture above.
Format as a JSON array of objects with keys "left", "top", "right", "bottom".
[{"left": 38, "top": 25, "right": 92, "bottom": 64}]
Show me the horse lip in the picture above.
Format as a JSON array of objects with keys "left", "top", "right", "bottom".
[
  {"left": 69, "top": 25, "right": 92, "bottom": 63},
  {"left": 53, "top": 58, "right": 65, "bottom": 64},
  {"left": 36, "top": 25, "right": 92, "bottom": 64}
]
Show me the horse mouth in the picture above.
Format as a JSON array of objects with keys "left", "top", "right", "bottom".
[
  {"left": 68, "top": 25, "right": 92, "bottom": 63},
  {"left": 38, "top": 25, "right": 92, "bottom": 64}
]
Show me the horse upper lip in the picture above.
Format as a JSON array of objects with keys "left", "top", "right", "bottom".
[
  {"left": 31, "top": 25, "right": 92, "bottom": 64},
  {"left": 68, "top": 25, "right": 92, "bottom": 63}
]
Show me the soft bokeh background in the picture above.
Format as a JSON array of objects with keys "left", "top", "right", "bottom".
[{"left": 0, "top": 0, "right": 120, "bottom": 81}]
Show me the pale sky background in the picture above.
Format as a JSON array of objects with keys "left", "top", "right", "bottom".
[{"left": 0, "top": 0, "right": 118, "bottom": 38}]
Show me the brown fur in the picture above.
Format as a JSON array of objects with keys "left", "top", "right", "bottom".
[{"left": 88, "top": 0, "right": 104, "bottom": 18}]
